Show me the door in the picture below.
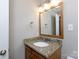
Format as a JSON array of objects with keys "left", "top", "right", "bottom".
[{"left": 0, "top": 0, "right": 9, "bottom": 59}]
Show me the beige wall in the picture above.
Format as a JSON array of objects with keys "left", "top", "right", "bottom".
[
  {"left": 62, "top": 0, "right": 78, "bottom": 58},
  {"left": 9, "top": 0, "right": 39, "bottom": 59}
]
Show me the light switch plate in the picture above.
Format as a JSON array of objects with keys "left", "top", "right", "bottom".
[{"left": 68, "top": 24, "right": 73, "bottom": 31}]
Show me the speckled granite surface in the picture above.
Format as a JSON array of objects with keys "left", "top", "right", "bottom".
[{"left": 24, "top": 37, "right": 62, "bottom": 58}]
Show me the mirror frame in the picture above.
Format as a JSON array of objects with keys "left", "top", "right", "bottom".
[{"left": 39, "top": 4, "right": 64, "bottom": 39}]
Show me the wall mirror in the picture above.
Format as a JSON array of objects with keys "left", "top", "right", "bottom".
[{"left": 39, "top": 5, "right": 64, "bottom": 39}]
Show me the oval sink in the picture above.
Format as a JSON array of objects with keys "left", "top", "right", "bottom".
[{"left": 33, "top": 42, "right": 49, "bottom": 47}]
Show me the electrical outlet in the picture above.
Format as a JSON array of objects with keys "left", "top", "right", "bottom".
[{"left": 68, "top": 24, "right": 73, "bottom": 31}]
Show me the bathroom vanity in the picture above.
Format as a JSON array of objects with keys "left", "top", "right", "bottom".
[
  {"left": 24, "top": 37, "right": 62, "bottom": 59},
  {"left": 24, "top": 1, "right": 64, "bottom": 59}
]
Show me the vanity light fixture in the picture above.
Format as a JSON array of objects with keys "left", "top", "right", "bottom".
[
  {"left": 38, "top": 0, "right": 62, "bottom": 13},
  {"left": 43, "top": 3, "right": 51, "bottom": 10},
  {"left": 50, "top": 0, "right": 62, "bottom": 6},
  {"left": 38, "top": 7, "right": 44, "bottom": 13}
]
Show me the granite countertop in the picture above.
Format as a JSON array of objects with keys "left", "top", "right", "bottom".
[{"left": 24, "top": 37, "right": 62, "bottom": 58}]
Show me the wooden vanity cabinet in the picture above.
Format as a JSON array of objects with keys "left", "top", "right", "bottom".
[
  {"left": 25, "top": 46, "right": 45, "bottom": 59},
  {"left": 25, "top": 46, "right": 61, "bottom": 59}
]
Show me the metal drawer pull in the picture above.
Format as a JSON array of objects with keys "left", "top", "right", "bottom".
[{"left": 0, "top": 50, "right": 6, "bottom": 55}]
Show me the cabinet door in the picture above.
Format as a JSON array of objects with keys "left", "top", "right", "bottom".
[
  {"left": 30, "top": 53, "right": 38, "bottom": 59},
  {"left": 31, "top": 49, "right": 38, "bottom": 59},
  {"left": 25, "top": 47, "right": 38, "bottom": 59},
  {"left": 55, "top": 48, "right": 61, "bottom": 59},
  {"left": 48, "top": 48, "right": 61, "bottom": 59},
  {"left": 25, "top": 47, "right": 31, "bottom": 59},
  {"left": 39, "top": 54, "right": 45, "bottom": 59}
]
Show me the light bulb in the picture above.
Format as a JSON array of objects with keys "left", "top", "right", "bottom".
[
  {"left": 43, "top": 3, "right": 51, "bottom": 10},
  {"left": 50, "top": 0, "right": 62, "bottom": 6},
  {"left": 38, "top": 7, "right": 44, "bottom": 13}
]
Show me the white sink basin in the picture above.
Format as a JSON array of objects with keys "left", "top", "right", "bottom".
[{"left": 33, "top": 42, "right": 49, "bottom": 47}]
